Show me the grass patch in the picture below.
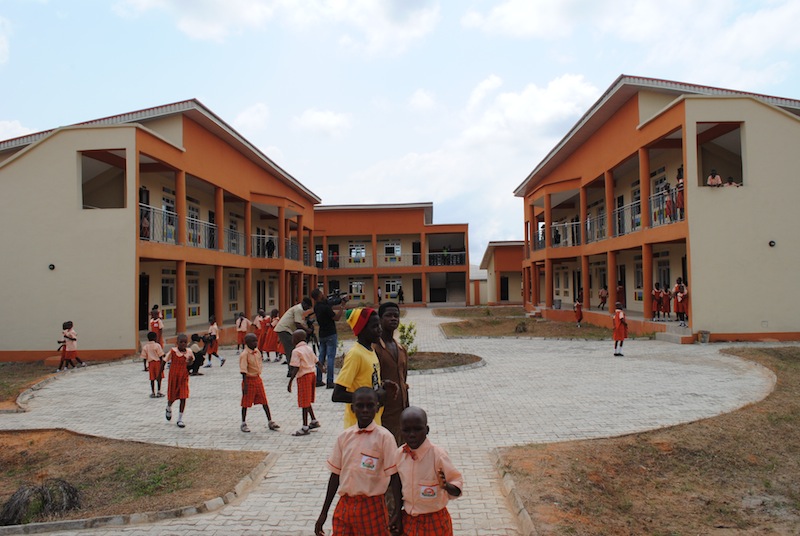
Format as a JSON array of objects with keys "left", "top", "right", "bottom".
[
  {"left": 441, "top": 317, "right": 613, "bottom": 340},
  {"left": 0, "top": 362, "right": 54, "bottom": 408},
  {"left": 0, "top": 430, "right": 264, "bottom": 524},
  {"left": 335, "top": 351, "right": 480, "bottom": 371},
  {"left": 499, "top": 346, "right": 800, "bottom": 535},
  {"left": 433, "top": 306, "right": 526, "bottom": 318}
]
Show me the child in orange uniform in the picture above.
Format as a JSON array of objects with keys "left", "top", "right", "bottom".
[
  {"left": 573, "top": 299, "right": 583, "bottom": 328},
  {"left": 165, "top": 333, "right": 194, "bottom": 428},
  {"left": 315, "top": 387, "right": 402, "bottom": 536},
  {"left": 239, "top": 333, "right": 279, "bottom": 433},
  {"left": 288, "top": 329, "right": 324, "bottom": 436},
  {"left": 141, "top": 331, "right": 165, "bottom": 398},
  {"left": 253, "top": 309, "right": 268, "bottom": 359},
  {"left": 395, "top": 406, "right": 463, "bottom": 536},
  {"left": 61, "top": 321, "right": 85, "bottom": 369},
  {"left": 264, "top": 308, "right": 283, "bottom": 362},
  {"left": 236, "top": 312, "right": 252, "bottom": 352},
  {"left": 612, "top": 302, "right": 628, "bottom": 357},
  {"left": 203, "top": 316, "right": 225, "bottom": 367}
]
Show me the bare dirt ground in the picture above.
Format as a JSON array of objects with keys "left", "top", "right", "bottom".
[
  {"left": 0, "top": 362, "right": 54, "bottom": 412},
  {"left": 440, "top": 316, "right": 614, "bottom": 340},
  {"left": 498, "top": 347, "right": 800, "bottom": 535},
  {"left": 0, "top": 429, "right": 264, "bottom": 525}
]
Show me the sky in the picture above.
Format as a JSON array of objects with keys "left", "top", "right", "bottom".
[{"left": 2, "top": 0, "right": 800, "bottom": 262}]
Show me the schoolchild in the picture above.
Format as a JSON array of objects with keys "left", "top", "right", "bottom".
[
  {"left": 612, "top": 302, "right": 628, "bottom": 357},
  {"left": 165, "top": 333, "right": 194, "bottom": 428},
  {"left": 236, "top": 312, "right": 252, "bottom": 352},
  {"left": 287, "top": 329, "right": 324, "bottom": 436},
  {"left": 651, "top": 282, "right": 662, "bottom": 321},
  {"left": 62, "top": 321, "right": 85, "bottom": 368},
  {"left": 239, "top": 333, "right": 279, "bottom": 433},
  {"left": 203, "top": 315, "right": 225, "bottom": 367},
  {"left": 141, "top": 331, "right": 165, "bottom": 398},
  {"left": 188, "top": 334, "right": 206, "bottom": 375}
]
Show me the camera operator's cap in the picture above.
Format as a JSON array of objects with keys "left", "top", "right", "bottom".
[{"left": 346, "top": 307, "right": 375, "bottom": 336}]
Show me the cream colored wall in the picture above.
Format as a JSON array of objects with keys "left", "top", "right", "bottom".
[
  {"left": 638, "top": 91, "right": 679, "bottom": 124},
  {"left": 504, "top": 271, "right": 523, "bottom": 302},
  {"left": 485, "top": 256, "right": 497, "bottom": 303},
  {"left": 686, "top": 98, "right": 800, "bottom": 333},
  {"left": 0, "top": 127, "right": 137, "bottom": 352},
  {"left": 139, "top": 115, "right": 184, "bottom": 149},
  {"left": 474, "top": 280, "right": 488, "bottom": 305}
]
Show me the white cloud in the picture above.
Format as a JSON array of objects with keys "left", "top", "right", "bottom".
[
  {"left": 0, "top": 120, "right": 34, "bottom": 141},
  {"left": 467, "top": 74, "right": 502, "bottom": 112},
  {"left": 461, "top": 0, "right": 583, "bottom": 38},
  {"left": 114, "top": 0, "right": 440, "bottom": 53},
  {"left": 291, "top": 108, "right": 352, "bottom": 138},
  {"left": 408, "top": 89, "right": 435, "bottom": 111},
  {"left": 0, "top": 17, "right": 11, "bottom": 64},
  {"left": 233, "top": 102, "right": 270, "bottom": 133}
]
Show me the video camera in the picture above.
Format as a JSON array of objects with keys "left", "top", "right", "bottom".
[{"left": 327, "top": 289, "right": 349, "bottom": 306}]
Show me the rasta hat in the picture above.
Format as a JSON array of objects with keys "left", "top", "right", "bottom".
[{"left": 345, "top": 307, "right": 376, "bottom": 336}]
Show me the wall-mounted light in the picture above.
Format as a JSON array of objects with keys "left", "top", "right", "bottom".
[
  {"left": 48, "top": 264, "right": 55, "bottom": 270},
  {"left": 769, "top": 241, "right": 776, "bottom": 247}
]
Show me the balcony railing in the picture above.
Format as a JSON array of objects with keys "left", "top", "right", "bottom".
[
  {"left": 551, "top": 221, "right": 581, "bottom": 248},
  {"left": 650, "top": 190, "right": 684, "bottom": 227},
  {"left": 585, "top": 213, "right": 606, "bottom": 243},
  {"left": 533, "top": 229, "right": 545, "bottom": 251},
  {"left": 139, "top": 203, "right": 177, "bottom": 245},
  {"left": 345, "top": 255, "right": 373, "bottom": 267},
  {"left": 225, "top": 229, "right": 245, "bottom": 255},
  {"left": 303, "top": 249, "right": 312, "bottom": 266},
  {"left": 428, "top": 251, "right": 466, "bottom": 266},
  {"left": 377, "top": 254, "right": 421, "bottom": 267},
  {"left": 187, "top": 217, "right": 217, "bottom": 249},
  {"left": 285, "top": 239, "right": 300, "bottom": 261},
  {"left": 613, "top": 201, "right": 642, "bottom": 237},
  {"left": 251, "top": 234, "right": 279, "bottom": 258}
]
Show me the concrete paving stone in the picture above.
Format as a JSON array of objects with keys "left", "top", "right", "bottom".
[{"left": 1, "top": 307, "right": 781, "bottom": 535}]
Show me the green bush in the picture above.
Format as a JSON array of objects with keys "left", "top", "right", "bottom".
[{"left": 398, "top": 322, "right": 418, "bottom": 356}]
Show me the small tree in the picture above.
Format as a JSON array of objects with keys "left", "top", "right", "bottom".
[{"left": 398, "top": 321, "right": 418, "bottom": 356}]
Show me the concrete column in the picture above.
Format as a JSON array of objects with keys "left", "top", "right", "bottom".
[
  {"left": 579, "top": 185, "right": 588, "bottom": 246},
  {"left": 214, "top": 265, "right": 224, "bottom": 325},
  {"left": 215, "top": 187, "right": 224, "bottom": 251},
  {"left": 322, "top": 235, "right": 328, "bottom": 269},
  {"left": 244, "top": 268, "right": 252, "bottom": 318},
  {"left": 371, "top": 233, "right": 378, "bottom": 269},
  {"left": 297, "top": 214, "right": 304, "bottom": 264},
  {"left": 643, "top": 243, "right": 653, "bottom": 319},
  {"left": 176, "top": 260, "right": 187, "bottom": 334},
  {"left": 544, "top": 193, "right": 552, "bottom": 248},
  {"left": 244, "top": 201, "right": 252, "bottom": 257},
  {"left": 533, "top": 265, "right": 540, "bottom": 305},
  {"left": 607, "top": 250, "right": 617, "bottom": 307},
  {"left": 421, "top": 271, "right": 427, "bottom": 304},
  {"left": 279, "top": 269, "right": 286, "bottom": 312},
  {"left": 278, "top": 207, "right": 286, "bottom": 259},
  {"left": 581, "top": 255, "right": 590, "bottom": 309},
  {"left": 639, "top": 148, "right": 651, "bottom": 229},
  {"left": 604, "top": 170, "right": 615, "bottom": 238},
  {"left": 175, "top": 171, "right": 187, "bottom": 246},
  {"left": 544, "top": 258, "right": 553, "bottom": 308}
]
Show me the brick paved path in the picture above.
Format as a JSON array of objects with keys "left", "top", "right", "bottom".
[{"left": 0, "top": 308, "right": 776, "bottom": 535}]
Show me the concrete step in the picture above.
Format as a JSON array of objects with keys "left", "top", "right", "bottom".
[{"left": 655, "top": 331, "right": 695, "bottom": 344}]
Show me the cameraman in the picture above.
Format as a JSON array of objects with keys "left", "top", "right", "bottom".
[{"left": 311, "top": 288, "right": 347, "bottom": 389}]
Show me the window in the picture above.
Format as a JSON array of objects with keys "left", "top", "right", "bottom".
[
  {"left": 187, "top": 274, "right": 199, "bottom": 305},
  {"left": 697, "top": 122, "right": 744, "bottom": 187},
  {"left": 163, "top": 196, "right": 177, "bottom": 242},
  {"left": 349, "top": 280, "right": 365, "bottom": 298},
  {"left": 161, "top": 269, "right": 175, "bottom": 307},
  {"left": 350, "top": 244, "right": 366, "bottom": 263},
  {"left": 634, "top": 263, "right": 643, "bottom": 289},
  {"left": 188, "top": 205, "right": 200, "bottom": 245},
  {"left": 384, "top": 242, "right": 401, "bottom": 256},
  {"left": 229, "top": 278, "right": 239, "bottom": 302},
  {"left": 385, "top": 280, "right": 401, "bottom": 296},
  {"left": 81, "top": 151, "right": 126, "bottom": 209}
]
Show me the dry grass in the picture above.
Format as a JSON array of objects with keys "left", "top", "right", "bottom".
[
  {"left": 441, "top": 317, "right": 613, "bottom": 340},
  {"left": 0, "top": 429, "right": 264, "bottom": 525},
  {"left": 0, "top": 362, "right": 54, "bottom": 410},
  {"left": 499, "top": 346, "right": 800, "bottom": 535},
  {"left": 334, "top": 351, "right": 480, "bottom": 371},
  {"left": 433, "top": 306, "right": 527, "bottom": 318}
]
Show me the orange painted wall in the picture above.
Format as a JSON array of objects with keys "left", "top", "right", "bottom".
[
  {"left": 315, "top": 207, "right": 466, "bottom": 237},
  {"left": 492, "top": 245, "right": 523, "bottom": 271}
]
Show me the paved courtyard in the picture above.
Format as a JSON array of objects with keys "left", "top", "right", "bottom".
[{"left": 0, "top": 308, "right": 777, "bottom": 535}]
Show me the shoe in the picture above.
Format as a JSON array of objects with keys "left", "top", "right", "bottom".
[
  {"left": 150, "top": 393, "right": 157, "bottom": 398},
  {"left": 292, "top": 427, "right": 310, "bottom": 436},
  {"left": 326, "top": 383, "right": 334, "bottom": 389},
  {"left": 203, "top": 363, "right": 212, "bottom": 368},
  {"left": 177, "top": 420, "right": 185, "bottom": 428},
  {"left": 55, "top": 369, "right": 61, "bottom": 373},
  {"left": 268, "top": 421, "right": 280, "bottom": 431},
  {"left": 81, "top": 362, "right": 87, "bottom": 367},
  {"left": 316, "top": 381, "right": 326, "bottom": 387},
  {"left": 240, "top": 423, "right": 251, "bottom": 433},
  {"left": 195, "top": 372, "right": 204, "bottom": 376},
  {"left": 165, "top": 407, "right": 172, "bottom": 421},
  {"left": 618, "top": 353, "right": 624, "bottom": 357},
  {"left": 309, "top": 420, "right": 321, "bottom": 430},
  {"left": 220, "top": 358, "right": 226, "bottom": 367},
  {"left": 156, "top": 392, "right": 164, "bottom": 398}
]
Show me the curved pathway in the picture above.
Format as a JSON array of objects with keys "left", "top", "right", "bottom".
[{"left": 0, "top": 308, "right": 776, "bottom": 535}]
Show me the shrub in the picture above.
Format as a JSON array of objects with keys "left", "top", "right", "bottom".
[{"left": 398, "top": 322, "right": 418, "bottom": 356}]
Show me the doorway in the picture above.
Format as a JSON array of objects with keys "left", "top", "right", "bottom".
[
  {"left": 500, "top": 276, "right": 509, "bottom": 301},
  {"left": 208, "top": 278, "right": 215, "bottom": 320},
  {"left": 412, "top": 278, "right": 422, "bottom": 303},
  {"left": 138, "top": 274, "right": 149, "bottom": 331}
]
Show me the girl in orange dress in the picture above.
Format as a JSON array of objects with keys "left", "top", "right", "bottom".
[
  {"left": 612, "top": 303, "right": 628, "bottom": 356},
  {"left": 264, "top": 308, "right": 284, "bottom": 361},
  {"left": 165, "top": 333, "right": 194, "bottom": 428}
]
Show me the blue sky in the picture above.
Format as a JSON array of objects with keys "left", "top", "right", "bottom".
[{"left": 2, "top": 0, "right": 800, "bottom": 261}]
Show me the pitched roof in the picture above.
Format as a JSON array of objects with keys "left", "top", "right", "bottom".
[
  {"left": 0, "top": 99, "right": 321, "bottom": 203},
  {"left": 513, "top": 74, "right": 800, "bottom": 197}
]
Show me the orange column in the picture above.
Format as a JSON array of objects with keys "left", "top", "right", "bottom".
[
  {"left": 604, "top": 170, "right": 615, "bottom": 238},
  {"left": 214, "top": 265, "right": 224, "bottom": 325},
  {"left": 523, "top": 203, "right": 531, "bottom": 258},
  {"left": 544, "top": 258, "right": 553, "bottom": 308},
  {"left": 420, "top": 232, "right": 426, "bottom": 266},
  {"left": 544, "top": 194, "right": 552, "bottom": 248},
  {"left": 371, "top": 233, "right": 378, "bottom": 268},
  {"left": 322, "top": 235, "right": 328, "bottom": 269},
  {"left": 176, "top": 260, "right": 187, "bottom": 334},
  {"left": 607, "top": 250, "right": 617, "bottom": 307},
  {"left": 244, "top": 201, "right": 252, "bottom": 257},
  {"left": 175, "top": 171, "right": 187, "bottom": 246},
  {"left": 522, "top": 266, "right": 529, "bottom": 306},
  {"left": 244, "top": 268, "right": 252, "bottom": 318},
  {"left": 308, "top": 228, "right": 314, "bottom": 267},
  {"left": 639, "top": 148, "right": 651, "bottom": 229},
  {"left": 297, "top": 214, "right": 304, "bottom": 264},
  {"left": 581, "top": 255, "right": 590, "bottom": 309},
  {"left": 277, "top": 207, "right": 286, "bottom": 259},
  {"left": 463, "top": 229, "right": 470, "bottom": 301},
  {"left": 642, "top": 243, "right": 653, "bottom": 319},
  {"left": 421, "top": 272, "right": 427, "bottom": 304},
  {"left": 533, "top": 265, "right": 540, "bottom": 305},
  {"left": 278, "top": 269, "right": 286, "bottom": 312},
  {"left": 579, "top": 185, "right": 587, "bottom": 246},
  {"left": 215, "top": 187, "right": 224, "bottom": 251}
]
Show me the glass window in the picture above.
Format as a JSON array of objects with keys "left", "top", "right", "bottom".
[
  {"left": 350, "top": 244, "right": 366, "bottom": 263},
  {"left": 384, "top": 243, "right": 401, "bottom": 256},
  {"left": 161, "top": 277, "right": 175, "bottom": 306}
]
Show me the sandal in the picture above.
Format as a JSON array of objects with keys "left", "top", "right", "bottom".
[
  {"left": 150, "top": 393, "right": 157, "bottom": 398},
  {"left": 165, "top": 407, "right": 172, "bottom": 421},
  {"left": 177, "top": 420, "right": 185, "bottom": 428},
  {"left": 156, "top": 392, "right": 165, "bottom": 398},
  {"left": 291, "top": 427, "right": 310, "bottom": 436},
  {"left": 268, "top": 421, "right": 280, "bottom": 431},
  {"left": 240, "top": 423, "right": 251, "bottom": 433},
  {"left": 309, "top": 420, "right": 321, "bottom": 430}
]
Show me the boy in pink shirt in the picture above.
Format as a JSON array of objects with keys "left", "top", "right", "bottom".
[
  {"left": 288, "top": 329, "right": 325, "bottom": 436},
  {"left": 395, "top": 406, "right": 463, "bottom": 536},
  {"left": 141, "top": 331, "right": 165, "bottom": 398},
  {"left": 315, "top": 387, "right": 402, "bottom": 536}
]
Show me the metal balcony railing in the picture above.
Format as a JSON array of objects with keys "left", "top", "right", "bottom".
[
  {"left": 139, "top": 203, "right": 177, "bottom": 245},
  {"left": 225, "top": 229, "right": 245, "bottom": 255},
  {"left": 585, "top": 213, "right": 607, "bottom": 243},
  {"left": 612, "top": 201, "right": 642, "bottom": 237},
  {"left": 551, "top": 221, "right": 581, "bottom": 248},
  {"left": 285, "top": 239, "right": 300, "bottom": 261},
  {"left": 251, "top": 235, "right": 279, "bottom": 258},
  {"left": 532, "top": 229, "right": 545, "bottom": 251},
  {"left": 428, "top": 251, "right": 466, "bottom": 266},
  {"left": 187, "top": 217, "right": 217, "bottom": 249},
  {"left": 650, "top": 190, "right": 683, "bottom": 227}
]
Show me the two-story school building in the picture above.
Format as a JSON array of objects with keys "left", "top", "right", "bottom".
[
  {"left": 479, "top": 241, "right": 524, "bottom": 306},
  {"left": 515, "top": 75, "right": 800, "bottom": 341},
  {"left": 313, "top": 203, "right": 470, "bottom": 306},
  {"left": 0, "top": 100, "right": 320, "bottom": 361}
]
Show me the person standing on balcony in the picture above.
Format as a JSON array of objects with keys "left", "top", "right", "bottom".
[
  {"left": 675, "top": 167, "right": 685, "bottom": 219},
  {"left": 266, "top": 237, "right": 275, "bottom": 258},
  {"left": 312, "top": 288, "right": 347, "bottom": 390},
  {"left": 707, "top": 169, "right": 723, "bottom": 187}
]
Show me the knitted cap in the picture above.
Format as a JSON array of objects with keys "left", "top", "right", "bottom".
[{"left": 345, "top": 307, "right": 375, "bottom": 336}]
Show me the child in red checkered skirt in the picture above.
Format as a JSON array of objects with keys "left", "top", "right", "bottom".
[
  {"left": 239, "top": 333, "right": 279, "bottom": 433},
  {"left": 288, "top": 329, "right": 324, "bottom": 436}
]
